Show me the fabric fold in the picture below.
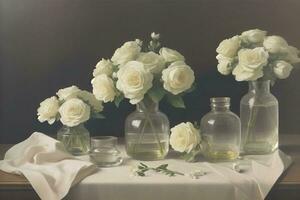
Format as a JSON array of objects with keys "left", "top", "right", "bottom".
[{"left": 0, "top": 132, "right": 97, "bottom": 200}]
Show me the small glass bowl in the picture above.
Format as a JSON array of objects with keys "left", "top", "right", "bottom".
[{"left": 89, "top": 136, "right": 123, "bottom": 167}]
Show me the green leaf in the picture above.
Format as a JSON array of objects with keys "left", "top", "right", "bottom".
[
  {"left": 166, "top": 95, "right": 185, "bottom": 108},
  {"left": 148, "top": 86, "right": 166, "bottom": 103},
  {"left": 92, "top": 113, "right": 105, "bottom": 119},
  {"left": 114, "top": 94, "right": 124, "bottom": 107}
]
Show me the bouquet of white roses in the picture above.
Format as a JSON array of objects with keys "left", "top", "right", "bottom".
[
  {"left": 37, "top": 85, "right": 104, "bottom": 127},
  {"left": 216, "top": 29, "right": 300, "bottom": 82},
  {"left": 91, "top": 32, "right": 196, "bottom": 107}
]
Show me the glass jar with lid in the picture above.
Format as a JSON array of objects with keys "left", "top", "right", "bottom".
[{"left": 200, "top": 97, "right": 241, "bottom": 161}]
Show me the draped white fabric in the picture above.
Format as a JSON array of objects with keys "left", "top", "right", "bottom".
[
  {"left": 0, "top": 132, "right": 292, "bottom": 200},
  {"left": 69, "top": 147, "right": 291, "bottom": 200},
  {"left": 0, "top": 132, "right": 97, "bottom": 200}
]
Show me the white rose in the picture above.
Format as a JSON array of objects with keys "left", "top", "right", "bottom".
[
  {"left": 159, "top": 47, "right": 185, "bottom": 62},
  {"left": 216, "top": 54, "right": 234, "bottom": 75},
  {"left": 263, "top": 35, "right": 289, "bottom": 54},
  {"left": 232, "top": 64, "right": 263, "bottom": 81},
  {"left": 56, "top": 85, "right": 81, "bottom": 100},
  {"left": 216, "top": 36, "right": 241, "bottom": 58},
  {"left": 59, "top": 98, "right": 90, "bottom": 127},
  {"left": 285, "top": 46, "right": 300, "bottom": 64},
  {"left": 136, "top": 52, "right": 166, "bottom": 73},
  {"left": 217, "top": 61, "right": 233, "bottom": 75},
  {"left": 92, "top": 74, "right": 116, "bottom": 103},
  {"left": 273, "top": 60, "right": 293, "bottom": 79},
  {"left": 151, "top": 32, "right": 160, "bottom": 40},
  {"left": 111, "top": 41, "right": 141, "bottom": 65},
  {"left": 116, "top": 61, "right": 153, "bottom": 104},
  {"left": 37, "top": 96, "right": 59, "bottom": 124},
  {"left": 170, "top": 122, "right": 201, "bottom": 153},
  {"left": 93, "top": 58, "right": 114, "bottom": 77},
  {"left": 77, "top": 90, "right": 104, "bottom": 112},
  {"left": 162, "top": 61, "right": 195, "bottom": 95},
  {"left": 241, "top": 29, "right": 267, "bottom": 43},
  {"left": 238, "top": 47, "right": 269, "bottom": 71}
]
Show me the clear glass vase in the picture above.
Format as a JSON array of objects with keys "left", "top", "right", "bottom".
[
  {"left": 240, "top": 80, "right": 278, "bottom": 154},
  {"left": 57, "top": 124, "right": 90, "bottom": 156},
  {"left": 200, "top": 97, "right": 241, "bottom": 162},
  {"left": 125, "top": 98, "right": 170, "bottom": 161}
]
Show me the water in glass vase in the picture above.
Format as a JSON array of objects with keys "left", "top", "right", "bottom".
[
  {"left": 57, "top": 124, "right": 90, "bottom": 156},
  {"left": 126, "top": 133, "right": 169, "bottom": 160},
  {"left": 241, "top": 103, "right": 278, "bottom": 154}
]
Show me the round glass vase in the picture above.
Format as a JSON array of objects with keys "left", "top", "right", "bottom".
[
  {"left": 200, "top": 97, "right": 241, "bottom": 162},
  {"left": 240, "top": 80, "right": 278, "bottom": 155},
  {"left": 125, "top": 98, "right": 170, "bottom": 161},
  {"left": 57, "top": 123, "right": 90, "bottom": 156}
]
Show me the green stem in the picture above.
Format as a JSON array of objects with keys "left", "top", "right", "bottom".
[
  {"left": 244, "top": 103, "right": 259, "bottom": 148},
  {"left": 139, "top": 102, "right": 164, "bottom": 155}
]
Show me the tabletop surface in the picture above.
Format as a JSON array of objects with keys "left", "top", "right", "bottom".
[{"left": 0, "top": 134, "right": 300, "bottom": 190}]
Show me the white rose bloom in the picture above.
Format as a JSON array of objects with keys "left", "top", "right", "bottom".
[
  {"left": 216, "top": 36, "right": 241, "bottom": 58},
  {"left": 216, "top": 54, "right": 234, "bottom": 75},
  {"left": 136, "top": 52, "right": 166, "bottom": 73},
  {"left": 92, "top": 74, "right": 116, "bottom": 103},
  {"left": 37, "top": 96, "right": 59, "bottom": 124},
  {"left": 59, "top": 98, "right": 90, "bottom": 127},
  {"left": 159, "top": 47, "right": 185, "bottom": 62},
  {"left": 241, "top": 29, "right": 267, "bottom": 43},
  {"left": 93, "top": 58, "right": 114, "bottom": 77},
  {"left": 217, "top": 61, "right": 233, "bottom": 75},
  {"left": 151, "top": 32, "right": 160, "bottom": 40},
  {"left": 78, "top": 90, "right": 104, "bottom": 112},
  {"left": 170, "top": 122, "right": 201, "bottom": 153},
  {"left": 273, "top": 60, "right": 293, "bottom": 79},
  {"left": 56, "top": 85, "right": 81, "bottom": 101},
  {"left": 162, "top": 61, "right": 195, "bottom": 95},
  {"left": 263, "top": 35, "right": 289, "bottom": 54},
  {"left": 111, "top": 41, "right": 141, "bottom": 65},
  {"left": 232, "top": 64, "right": 264, "bottom": 81},
  {"left": 238, "top": 47, "right": 269, "bottom": 72},
  {"left": 285, "top": 46, "right": 300, "bottom": 64},
  {"left": 116, "top": 61, "right": 153, "bottom": 104}
]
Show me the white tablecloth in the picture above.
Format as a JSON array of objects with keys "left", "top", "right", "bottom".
[{"left": 68, "top": 147, "right": 292, "bottom": 200}]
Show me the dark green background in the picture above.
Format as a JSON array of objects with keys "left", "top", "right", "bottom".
[{"left": 1, "top": 0, "right": 300, "bottom": 143}]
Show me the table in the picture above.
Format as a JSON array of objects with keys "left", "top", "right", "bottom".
[{"left": 0, "top": 134, "right": 299, "bottom": 200}]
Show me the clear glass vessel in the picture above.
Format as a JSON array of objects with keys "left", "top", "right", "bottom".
[
  {"left": 57, "top": 124, "right": 90, "bottom": 156},
  {"left": 125, "top": 98, "right": 170, "bottom": 161},
  {"left": 201, "top": 97, "right": 241, "bottom": 162},
  {"left": 240, "top": 80, "right": 278, "bottom": 155},
  {"left": 90, "top": 136, "right": 123, "bottom": 167}
]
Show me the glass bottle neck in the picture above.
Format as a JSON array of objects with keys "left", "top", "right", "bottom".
[
  {"left": 137, "top": 99, "right": 159, "bottom": 113},
  {"left": 249, "top": 80, "right": 270, "bottom": 94},
  {"left": 211, "top": 105, "right": 230, "bottom": 112}
]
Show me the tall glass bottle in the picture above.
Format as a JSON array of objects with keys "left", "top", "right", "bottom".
[
  {"left": 125, "top": 98, "right": 169, "bottom": 161},
  {"left": 240, "top": 80, "right": 278, "bottom": 154},
  {"left": 201, "top": 97, "right": 241, "bottom": 161}
]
